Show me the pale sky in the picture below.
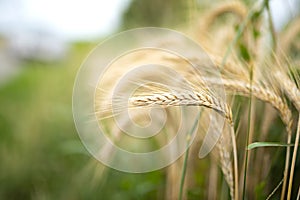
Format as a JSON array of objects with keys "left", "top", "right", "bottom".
[
  {"left": 0, "top": 0, "right": 298, "bottom": 41},
  {"left": 0, "top": 0, "right": 130, "bottom": 40}
]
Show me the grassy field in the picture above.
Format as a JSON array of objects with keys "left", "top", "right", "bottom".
[
  {"left": 0, "top": 43, "right": 165, "bottom": 200},
  {"left": 1, "top": 1, "right": 300, "bottom": 199}
]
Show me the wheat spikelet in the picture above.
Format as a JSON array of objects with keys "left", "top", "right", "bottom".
[
  {"left": 129, "top": 91, "right": 233, "bottom": 125},
  {"left": 274, "top": 71, "right": 300, "bottom": 111},
  {"left": 197, "top": 77, "right": 293, "bottom": 136},
  {"left": 217, "top": 130, "right": 234, "bottom": 199},
  {"left": 198, "top": 112, "right": 236, "bottom": 200}
]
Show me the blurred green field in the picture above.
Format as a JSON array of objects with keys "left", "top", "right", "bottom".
[
  {"left": 0, "top": 43, "right": 165, "bottom": 200},
  {"left": 1, "top": 0, "right": 300, "bottom": 198}
]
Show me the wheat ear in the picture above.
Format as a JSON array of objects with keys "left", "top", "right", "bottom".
[
  {"left": 274, "top": 71, "right": 300, "bottom": 200},
  {"left": 130, "top": 91, "right": 233, "bottom": 124},
  {"left": 201, "top": 77, "right": 293, "bottom": 135},
  {"left": 208, "top": 117, "right": 235, "bottom": 200},
  {"left": 217, "top": 133, "right": 234, "bottom": 199},
  {"left": 201, "top": 77, "right": 293, "bottom": 200},
  {"left": 130, "top": 90, "right": 239, "bottom": 200},
  {"left": 274, "top": 71, "right": 300, "bottom": 111}
]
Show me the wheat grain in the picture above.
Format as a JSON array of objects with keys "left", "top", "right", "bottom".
[{"left": 129, "top": 91, "right": 233, "bottom": 125}]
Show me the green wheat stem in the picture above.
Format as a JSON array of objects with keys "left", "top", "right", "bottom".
[
  {"left": 265, "top": 0, "right": 277, "bottom": 51},
  {"left": 179, "top": 111, "right": 202, "bottom": 200},
  {"left": 179, "top": 144, "right": 190, "bottom": 200},
  {"left": 218, "top": 3, "right": 262, "bottom": 198},
  {"left": 242, "top": 64, "right": 254, "bottom": 200}
]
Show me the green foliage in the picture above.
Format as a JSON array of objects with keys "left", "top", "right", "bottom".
[
  {"left": 248, "top": 142, "right": 294, "bottom": 150},
  {"left": 255, "top": 181, "right": 267, "bottom": 200},
  {"left": 122, "top": 0, "right": 188, "bottom": 29},
  {"left": 238, "top": 42, "right": 251, "bottom": 62},
  {"left": 0, "top": 44, "right": 164, "bottom": 200},
  {"left": 187, "top": 188, "right": 203, "bottom": 200}
]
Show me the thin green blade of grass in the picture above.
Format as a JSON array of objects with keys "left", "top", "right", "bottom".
[
  {"left": 242, "top": 75, "right": 253, "bottom": 200},
  {"left": 179, "top": 110, "right": 202, "bottom": 200},
  {"left": 247, "top": 142, "right": 294, "bottom": 150}
]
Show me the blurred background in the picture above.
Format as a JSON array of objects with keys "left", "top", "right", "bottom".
[{"left": 0, "top": 0, "right": 299, "bottom": 199}]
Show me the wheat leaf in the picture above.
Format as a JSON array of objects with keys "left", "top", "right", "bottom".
[{"left": 247, "top": 142, "right": 294, "bottom": 150}]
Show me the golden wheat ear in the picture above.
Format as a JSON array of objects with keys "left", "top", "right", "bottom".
[
  {"left": 218, "top": 130, "right": 235, "bottom": 200},
  {"left": 129, "top": 91, "right": 232, "bottom": 123},
  {"left": 196, "top": 74, "right": 294, "bottom": 200},
  {"left": 130, "top": 89, "right": 239, "bottom": 200},
  {"left": 206, "top": 119, "right": 235, "bottom": 200},
  {"left": 272, "top": 68, "right": 300, "bottom": 200}
]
